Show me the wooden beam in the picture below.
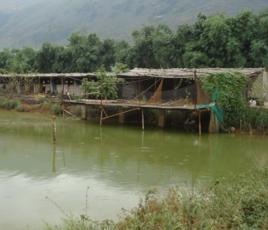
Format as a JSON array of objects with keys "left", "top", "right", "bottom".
[{"left": 102, "top": 108, "right": 140, "bottom": 121}]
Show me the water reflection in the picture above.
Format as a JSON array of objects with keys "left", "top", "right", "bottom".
[{"left": 0, "top": 111, "right": 267, "bottom": 229}]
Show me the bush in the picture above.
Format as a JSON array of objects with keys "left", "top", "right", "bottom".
[
  {"left": 50, "top": 104, "right": 62, "bottom": 115},
  {"left": 81, "top": 69, "right": 119, "bottom": 100},
  {"left": 46, "top": 169, "right": 268, "bottom": 230},
  {"left": 201, "top": 72, "right": 248, "bottom": 128},
  {"left": 0, "top": 98, "right": 21, "bottom": 110},
  {"left": 201, "top": 72, "right": 268, "bottom": 131}
]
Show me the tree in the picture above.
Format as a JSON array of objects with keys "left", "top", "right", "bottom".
[
  {"left": 36, "top": 43, "right": 58, "bottom": 73},
  {"left": 250, "top": 40, "right": 268, "bottom": 67},
  {"left": 114, "top": 40, "right": 131, "bottom": 66},
  {"left": 0, "top": 49, "right": 12, "bottom": 72},
  {"left": 9, "top": 48, "right": 37, "bottom": 73},
  {"left": 81, "top": 70, "right": 119, "bottom": 100},
  {"left": 131, "top": 26, "right": 158, "bottom": 68},
  {"left": 152, "top": 25, "right": 176, "bottom": 68},
  {"left": 100, "top": 39, "right": 116, "bottom": 70}
]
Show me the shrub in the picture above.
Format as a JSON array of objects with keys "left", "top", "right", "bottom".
[
  {"left": 81, "top": 69, "right": 119, "bottom": 100},
  {"left": 0, "top": 98, "right": 21, "bottom": 110},
  {"left": 201, "top": 72, "right": 248, "bottom": 128},
  {"left": 50, "top": 104, "right": 62, "bottom": 115},
  {"left": 46, "top": 169, "right": 268, "bottom": 230}
]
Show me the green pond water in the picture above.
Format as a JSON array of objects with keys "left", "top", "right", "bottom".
[{"left": 0, "top": 111, "right": 267, "bottom": 229}]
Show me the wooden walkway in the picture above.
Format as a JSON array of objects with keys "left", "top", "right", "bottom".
[{"left": 63, "top": 99, "right": 197, "bottom": 110}]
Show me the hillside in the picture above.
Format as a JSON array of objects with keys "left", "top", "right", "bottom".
[{"left": 0, "top": 0, "right": 268, "bottom": 48}]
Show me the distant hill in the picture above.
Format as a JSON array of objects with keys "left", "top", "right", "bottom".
[{"left": 0, "top": 0, "right": 268, "bottom": 48}]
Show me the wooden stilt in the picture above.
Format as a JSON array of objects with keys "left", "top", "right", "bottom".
[
  {"left": 141, "top": 109, "right": 145, "bottom": 130},
  {"left": 62, "top": 104, "right": 65, "bottom": 119},
  {"left": 118, "top": 111, "right": 125, "bottom": 124},
  {"left": 158, "top": 110, "right": 165, "bottom": 128},
  {"left": 61, "top": 76, "right": 64, "bottom": 98},
  {"left": 52, "top": 115, "right": 56, "bottom": 172},
  {"left": 81, "top": 105, "right": 87, "bottom": 120},
  {"left": 209, "top": 110, "right": 219, "bottom": 133},
  {"left": 100, "top": 108, "right": 103, "bottom": 126},
  {"left": 198, "top": 111, "right": 202, "bottom": 136}
]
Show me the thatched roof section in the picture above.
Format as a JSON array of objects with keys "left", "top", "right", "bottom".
[
  {"left": 119, "top": 68, "right": 264, "bottom": 79},
  {"left": 0, "top": 73, "right": 96, "bottom": 79},
  {"left": 0, "top": 68, "right": 264, "bottom": 80}
]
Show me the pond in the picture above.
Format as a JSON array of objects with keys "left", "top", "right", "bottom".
[{"left": 0, "top": 110, "right": 267, "bottom": 229}]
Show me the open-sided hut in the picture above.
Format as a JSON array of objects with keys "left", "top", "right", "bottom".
[
  {"left": 0, "top": 73, "right": 96, "bottom": 96},
  {"left": 118, "top": 68, "right": 263, "bottom": 106},
  {"left": 116, "top": 68, "right": 264, "bottom": 132}
]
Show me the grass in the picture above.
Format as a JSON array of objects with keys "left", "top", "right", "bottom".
[
  {"left": 0, "top": 97, "right": 62, "bottom": 115},
  {"left": 45, "top": 168, "right": 268, "bottom": 230}
]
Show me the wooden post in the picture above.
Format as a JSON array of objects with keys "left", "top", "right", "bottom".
[
  {"left": 209, "top": 110, "right": 219, "bottom": 133},
  {"left": 263, "top": 70, "right": 268, "bottom": 104},
  {"left": 194, "top": 70, "right": 197, "bottom": 110},
  {"left": 61, "top": 76, "right": 65, "bottom": 98},
  {"left": 100, "top": 99, "right": 104, "bottom": 126},
  {"left": 100, "top": 108, "right": 103, "bottom": 126},
  {"left": 118, "top": 110, "right": 125, "bottom": 124},
  {"left": 52, "top": 115, "right": 56, "bottom": 173},
  {"left": 198, "top": 110, "right": 202, "bottom": 136},
  {"left": 81, "top": 105, "right": 87, "bottom": 120},
  {"left": 158, "top": 110, "right": 165, "bottom": 128},
  {"left": 50, "top": 77, "right": 53, "bottom": 95},
  {"left": 17, "top": 78, "right": 22, "bottom": 95},
  {"left": 141, "top": 109, "right": 145, "bottom": 130}
]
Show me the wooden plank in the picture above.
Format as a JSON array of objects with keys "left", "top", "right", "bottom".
[{"left": 63, "top": 99, "right": 196, "bottom": 110}]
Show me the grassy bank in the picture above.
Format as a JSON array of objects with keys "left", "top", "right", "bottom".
[
  {"left": 46, "top": 169, "right": 268, "bottom": 230},
  {"left": 0, "top": 97, "right": 62, "bottom": 115}
]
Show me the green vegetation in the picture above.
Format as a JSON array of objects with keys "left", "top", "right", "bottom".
[
  {"left": 201, "top": 72, "right": 268, "bottom": 131},
  {"left": 46, "top": 168, "right": 268, "bottom": 230},
  {"left": 81, "top": 70, "right": 120, "bottom": 100},
  {"left": 0, "top": 0, "right": 267, "bottom": 48},
  {"left": 0, "top": 10, "right": 268, "bottom": 73},
  {"left": 0, "top": 97, "right": 21, "bottom": 110},
  {"left": 201, "top": 72, "right": 248, "bottom": 127},
  {"left": 0, "top": 97, "right": 62, "bottom": 115}
]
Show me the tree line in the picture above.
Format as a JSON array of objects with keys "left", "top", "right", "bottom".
[{"left": 0, "top": 9, "right": 268, "bottom": 73}]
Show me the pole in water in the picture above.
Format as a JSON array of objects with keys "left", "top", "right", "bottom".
[
  {"left": 52, "top": 115, "right": 57, "bottom": 143},
  {"left": 52, "top": 115, "right": 57, "bottom": 172},
  {"left": 100, "top": 108, "right": 103, "bottom": 126},
  {"left": 141, "top": 109, "right": 145, "bottom": 131},
  {"left": 198, "top": 111, "right": 202, "bottom": 136}
]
